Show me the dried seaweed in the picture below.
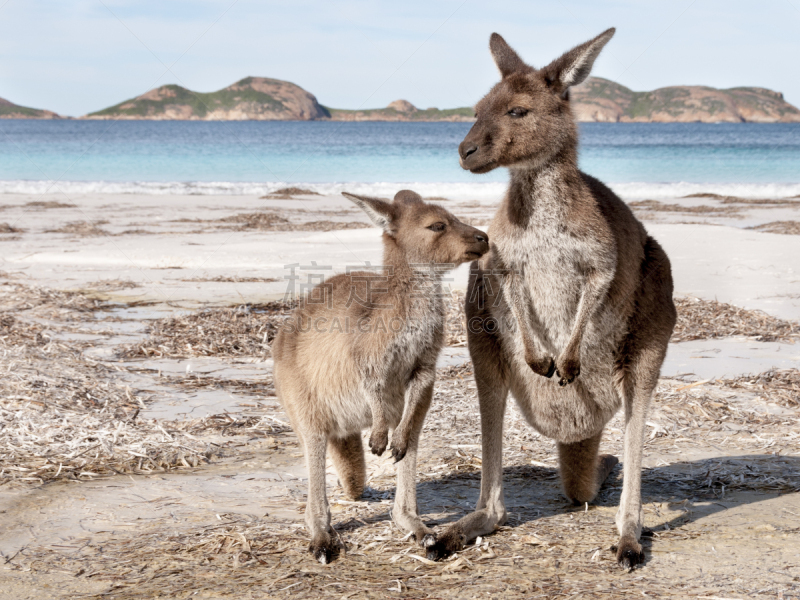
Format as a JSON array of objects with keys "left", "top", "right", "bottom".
[
  {"left": 46, "top": 220, "right": 111, "bottom": 236},
  {"left": 629, "top": 199, "right": 742, "bottom": 215},
  {"left": 0, "top": 222, "right": 24, "bottom": 233},
  {"left": 722, "top": 368, "right": 800, "bottom": 407},
  {"left": 260, "top": 187, "right": 321, "bottom": 199},
  {"left": 673, "top": 296, "right": 798, "bottom": 342},
  {"left": 119, "top": 301, "right": 296, "bottom": 360},
  {"left": 8, "top": 366, "right": 798, "bottom": 599},
  {"left": 24, "top": 200, "right": 76, "bottom": 209},
  {"left": 0, "top": 322, "right": 223, "bottom": 485},
  {"left": 750, "top": 220, "right": 800, "bottom": 235},
  {"left": 178, "top": 275, "right": 279, "bottom": 283},
  {"left": 0, "top": 281, "right": 108, "bottom": 315},
  {"left": 683, "top": 193, "right": 800, "bottom": 205}
]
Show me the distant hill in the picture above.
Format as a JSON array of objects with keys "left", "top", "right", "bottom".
[
  {"left": 85, "top": 77, "right": 330, "bottom": 120},
  {"left": 0, "top": 97, "right": 61, "bottom": 119},
  {"left": 571, "top": 77, "right": 800, "bottom": 123}
]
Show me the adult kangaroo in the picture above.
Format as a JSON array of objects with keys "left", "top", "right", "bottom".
[{"left": 426, "top": 29, "right": 676, "bottom": 569}]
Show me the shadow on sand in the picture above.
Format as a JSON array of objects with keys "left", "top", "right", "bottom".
[{"left": 336, "top": 453, "right": 799, "bottom": 564}]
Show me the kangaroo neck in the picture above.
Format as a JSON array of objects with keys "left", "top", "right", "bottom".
[
  {"left": 506, "top": 145, "right": 581, "bottom": 224},
  {"left": 381, "top": 239, "right": 443, "bottom": 309}
]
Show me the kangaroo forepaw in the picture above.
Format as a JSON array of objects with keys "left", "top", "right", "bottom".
[
  {"left": 389, "top": 440, "right": 408, "bottom": 463},
  {"left": 614, "top": 535, "right": 644, "bottom": 571},
  {"left": 556, "top": 357, "right": 580, "bottom": 386},
  {"left": 369, "top": 429, "right": 388, "bottom": 456},
  {"left": 309, "top": 537, "right": 338, "bottom": 565},
  {"left": 527, "top": 356, "right": 556, "bottom": 379},
  {"left": 425, "top": 528, "right": 466, "bottom": 561}
]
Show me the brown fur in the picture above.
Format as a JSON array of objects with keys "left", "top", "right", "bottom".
[
  {"left": 273, "top": 190, "right": 489, "bottom": 564},
  {"left": 427, "top": 30, "right": 676, "bottom": 570}
]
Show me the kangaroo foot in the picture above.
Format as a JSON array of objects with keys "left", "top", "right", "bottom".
[
  {"left": 420, "top": 533, "right": 438, "bottom": 548},
  {"left": 527, "top": 356, "right": 556, "bottom": 378},
  {"left": 425, "top": 526, "right": 466, "bottom": 561},
  {"left": 597, "top": 454, "right": 619, "bottom": 485},
  {"left": 308, "top": 533, "right": 339, "bottom": 565},
  {"left": 556, "top": 356, "right": 580, "bottom": 386},
  {"left": 613, "top": 534, "right": 644, "bottom": 571},
  {"left": 369, "top": 428, "right": 388, "bottom": 456}
]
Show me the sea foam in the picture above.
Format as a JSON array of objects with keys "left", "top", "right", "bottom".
[{"left": 1, "top": 180, "right": 799, "bottom": 201}]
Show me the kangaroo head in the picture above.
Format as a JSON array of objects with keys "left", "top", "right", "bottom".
[
  {"left": 459, "top": 28, "right": 615, "bottom": 174},
  {"left": 343, "top": 190, "right": 489, "bottom": 266}
]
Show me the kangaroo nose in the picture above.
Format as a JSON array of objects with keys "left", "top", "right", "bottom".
[
  {"left": 459, "top": 142, "right": 478, "bottom": 160},
  {"left": 475, "top": 232, "right": 488, "bottom": 243}
]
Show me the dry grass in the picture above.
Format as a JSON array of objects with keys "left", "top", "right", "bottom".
[
  {"left": 750, "top": 220, "right": 800, "bottom": 235},
  {"left": 672, "top": 296, "right": 798, "bottom": 342}
]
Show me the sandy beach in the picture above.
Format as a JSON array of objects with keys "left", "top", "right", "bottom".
[{"left": 1, "top": 190, "right": 799, "bottom": 598}]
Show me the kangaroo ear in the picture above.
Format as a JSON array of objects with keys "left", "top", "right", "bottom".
[
  {"left": 342, "top": 192, "right": 397, "bottom": 235},
  {"left": 541, "top": 28, "right": 615, "bottom": 95},
  {"left": 393, "top": 189, "right": 424, "bottom": 207},
  {"left": 489, "top": 33, "right": 529, "bottom": 78}
]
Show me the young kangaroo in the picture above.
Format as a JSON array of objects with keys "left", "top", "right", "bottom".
[
  {"left": 425, "top": 30, "right": 676, "bottom": 569},
  {"left": 272, "top": 190, "right": 489, "bottom": 564}
]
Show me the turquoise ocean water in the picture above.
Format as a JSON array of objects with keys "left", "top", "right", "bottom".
[{"left": 1, "top": 120, "right": 799, "bottom": 199}]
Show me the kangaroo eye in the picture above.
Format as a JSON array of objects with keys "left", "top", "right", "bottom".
[
  {"left": 508, "top": 107, "right": 528, "bottom": 118},
  {"left": 427, "top": 222, "right": 446, "bottom": 232}
]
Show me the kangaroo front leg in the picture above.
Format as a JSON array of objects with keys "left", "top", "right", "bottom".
[
  {"left": 303, "top": 432, "right": 337, "bottom": 564},
  {"left": 426, "top": 358, "right": 509, "bottom": 560},
  {"left": 367, "top": 383, "right": 389, "bottom": 456},
  {"left": 502, "top": 273, "right": 554, "bottom": 378},
  {"left": 390, "top": 364, "right": 435, "bottom": 463},
  {"left": 556, "top": 266, "right": 614, "bottom": 386},
  {"left": 391, "top": 377, "right": 435, "bottom": 545}
]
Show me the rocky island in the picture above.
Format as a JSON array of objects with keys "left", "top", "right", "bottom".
[
  {"left": 78, "top": 76, "right": 800, "bottom": 122},
  {"left": 85, "top": 77, "right": 330, "bottom": 121},
  {"left": 4, "top": 76, "right": 800, "bottom": 122},
  {"left": 571, "top": 77, "right": 800, "bottom": 123},
  {"left": 0, "top": 97, "right": 61, "bottom": 119}
]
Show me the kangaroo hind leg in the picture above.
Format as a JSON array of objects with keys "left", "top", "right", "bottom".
[
  {"left": 303, "top": 432, "right": 338, "bottom": 564},
  {"left": 328, "top": 433, "right": 366, "bottom": 501},
  {"left": 557, "top": 431, "right": 618, "bottom": 505}
]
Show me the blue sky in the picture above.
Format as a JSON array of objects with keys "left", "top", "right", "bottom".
[{"left": 1, "top": 0, "right": 799, "bottom": 116}]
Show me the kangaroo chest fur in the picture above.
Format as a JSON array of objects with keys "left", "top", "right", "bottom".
[
  {"left": 374, "top": 293, "right": 443, "bottom": 396},
  {"left": 490, "top": 173, "right": 621, "bottom": 442},
  {"left": 345, "top": 284, "right": 445, "bottom": 435}
]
